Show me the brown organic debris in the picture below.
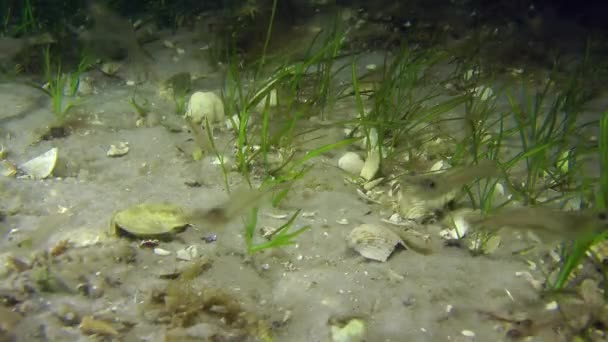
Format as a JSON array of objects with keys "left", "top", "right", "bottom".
[
  {"left": 79, "top": 315, "right": 119, "bottom": 337},
  {"left": 147, "top": 258, "right": 271, "bottom": 341},
  {"left": 50, "top": 239, "right": 71, "bottom": 257}
]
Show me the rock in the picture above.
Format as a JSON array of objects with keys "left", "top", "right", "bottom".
[
  {"left": 338, "top": 152, "right": 364, "bottom": 175},
  {"left": 185, "top": 91, "right": 225, "bottom": 125}
]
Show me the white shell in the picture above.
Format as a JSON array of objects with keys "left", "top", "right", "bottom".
[
  {"left": 397, "top": 192, "right": 429, "bottom": 220},
  {"left": 185, "top": 91, "right": 225, "bottom": 125},
  {"left": 338, "top": 152, "right": 364, "bottom": 175},
  {"left": 472, "top": 85, "right": 494, "bottom": 101},
  {"left": 254, "top": 88, "right": 278, "bottom": 111},
  {"left": 19, "top": 147, "right": 58, "bottom": 179},
  {"left": 347, "top": 224, "right": 403, "bottom": 262},
  {"left": 153, "top": 247, "right": 171, "bottom": 256},
  {"left": 429, "top": 160, "right": 450, "bottom": 172},
  {"left": 440, "top": 209, "right": 474, "bottom": 239},
  {"left": 176, "top": 245, "right": 198, "bottom": 261},
  {"left": 359, "top": 150, "right": 380, "bottom": 181}
]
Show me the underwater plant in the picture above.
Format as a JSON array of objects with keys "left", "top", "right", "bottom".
[
  {"left": 244, "top": 206, "right": 310, "bottom": 255},
  {"left": 38, "top": 46, "right": 88, "bottom": 125},
  {"left": 350, "top": 46, "right": 466, "bottom": 180},
  {"left": 43, "top": 48, "right": 75, "bottom": 123},
  {"left": 550, "top": 110, "right": 608, "bottom": 290}
]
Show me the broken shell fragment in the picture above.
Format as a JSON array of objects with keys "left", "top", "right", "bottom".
[
  {"left": 107, "top": 142, "right": 129, "bottom": 157},
  {"left": 19, "top": 147, "right": 58, "bottom": 179},
  {"left": 359, "top": 150, "right": 380, "bottom": 181},
  {"left": 440, "top": 209, "right": 476, "bottom": 240},
  {"left": 111, "top": 203, "right": 190, "bottom": 239},
  {"left": 347, "top": 224, "right": 404, "bottom": 262},
  {"left": 176, "top": 245, "right": 199, "bottom": 261},
  {"left": 331, "top": 318, "right": 366, "bottom": 342},
  {"left": 1, "top": 160, "right": 17, "bottom": 177}
]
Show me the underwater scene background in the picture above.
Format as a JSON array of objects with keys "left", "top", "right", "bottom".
[{"left": 1, "top": 0, "right": 608, "bottom": 340}]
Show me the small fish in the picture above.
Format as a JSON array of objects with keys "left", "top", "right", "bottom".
[
  {"left": 469, "top": 207, "right": 608, "bottom": 240},
  {"left": 401, "top": 159, "right": 501, "bottom": 200},
  {"left": 0, "top": 33, "right": 55, "bottom": 61},
  {"left": 190, "top": 182, "right": 292, "bottom": 226}
]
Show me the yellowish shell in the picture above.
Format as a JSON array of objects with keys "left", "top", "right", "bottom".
[
  {"left": 111, "top": 203, "right": 190, "bottom": 239},
  {"left": 347, "top": 224, "right": 403, "bottom": 262}
]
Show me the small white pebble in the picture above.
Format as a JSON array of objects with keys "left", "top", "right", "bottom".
[
  {"left": 153, "top": 247, "right": 171, "bottom": 256},
  {"left": 461, "top": 330, "right": 475, "bottom": 337},
  {"left": 336, "top": 218, "right": 349, "bottom": 225},
  {"left": 126, "top": 80, "right": 136, "bottom": 86},
  {"left": 545, "top": 301, "right": 559, "bottom": 311}
]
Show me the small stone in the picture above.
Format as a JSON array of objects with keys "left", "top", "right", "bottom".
[
  {"left": 461, "top": 330, "right": 475, "bottom": 337},
  {"left": 336, "top": 218, "right": 349, "bottom": 225},
  {"left": 185, "top": 91, "right": 225, "bottom": 125}
]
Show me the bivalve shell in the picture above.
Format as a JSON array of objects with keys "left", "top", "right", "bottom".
[
  {"left": 111, "top": 202, "right": 190, "bottom": 239},
  {"left": 347, "top": 224, "right": 404, "bottom": 262}
]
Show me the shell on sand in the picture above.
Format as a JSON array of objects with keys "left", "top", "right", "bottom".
[
  {"left": 111, "top": 202, "right": 190, "bottom": 239},
  {"left": 347, "top": 224, "right": 404, "bottom": 262},
  {"left": 19, "top": 147, "right": 58, "bottom": 179}
]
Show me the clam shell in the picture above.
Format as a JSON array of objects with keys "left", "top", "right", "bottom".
[
  {"left": 398, "top": 193, "right": 430, "bottom": 220},
  {"left": 347, "top": 224, "right": 403, "bottom": 262},
  {"left": 111, "top": 203, "right": 190, "bottom": 239}
]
